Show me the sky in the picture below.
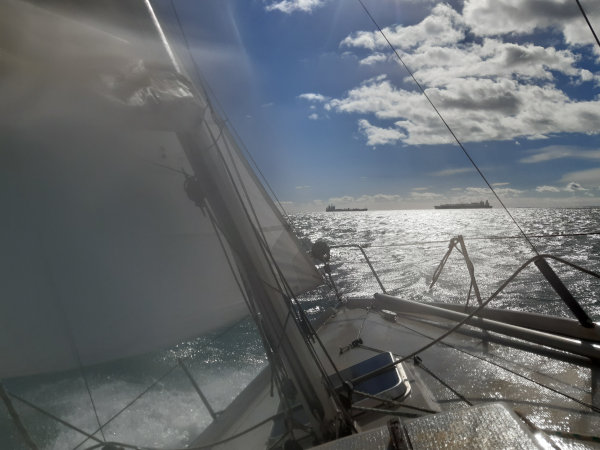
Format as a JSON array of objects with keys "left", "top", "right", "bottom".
[{"left": 161, "top": 0, "right": 600, "bottom": 211}]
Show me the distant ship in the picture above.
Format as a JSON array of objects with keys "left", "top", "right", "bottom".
[
  {"left": 434, "top": 200, "right": 492, "bottom": 209},
  {"left": 326, "top": 204, "right": 367, "bottom": 212}
]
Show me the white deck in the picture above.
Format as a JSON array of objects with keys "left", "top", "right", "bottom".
[{"left": 192, "top": 303, "right": 600, "bottom": 449}]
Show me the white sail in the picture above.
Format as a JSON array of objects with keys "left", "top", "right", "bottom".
[{"left": 0, "top": 0, "right": 322, "bottom": 378}]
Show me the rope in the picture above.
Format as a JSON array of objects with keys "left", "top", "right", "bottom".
[
  {"left": 412, "top": 357, "right": 473, "bottom": 406},
  {"left": 356, "top": 0, "right": 540, "bottom": 256},
  {"left": 80, "top": 372, "right": 106, "bottom": 443},
  {"left": 574, "top": 0, "right": 600, "bottom": 49},
  {"left": 325, "top": 231, "right": 600, "bottom": 251},
  {"left": 351, "top": 405, "right": 421, "bottom": 418},
  {"left": 36, "top": 234, "right": 107, "bottom": 444},
  {"left": 72, "top": 364, "right": 179, "bottom": 450},
  {"left": 8, "top": 392, "right": 109, "bottom": 448},
  {"left": 352, "top": 388, "right": 437, "bottom": 414},
  {"left": 0, "top": 384, "right": 39, "bottom": 450},
  {"left": 354, "top": 339, "right": 600, "bottom": 445},
  {"left": 386, "top": 316, "right": 600, "bottom": 414},
  {"left": 348, "top": 253, "right": 583, "bottom": 386},
  {"left": 167, "top": 0, "right": 290, "bottom": 219}
]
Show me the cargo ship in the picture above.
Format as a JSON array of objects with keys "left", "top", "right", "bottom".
[{"left": 434, "top": 200, "right": 492, "bottom": 209}]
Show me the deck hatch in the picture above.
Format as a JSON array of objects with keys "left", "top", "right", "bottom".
[{"left": 330, "top": 352, "right": 410, "bottom": 406}]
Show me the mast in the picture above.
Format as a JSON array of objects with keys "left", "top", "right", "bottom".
[{"left": 143, "top": 0, "right": 340, "bottom": 441}]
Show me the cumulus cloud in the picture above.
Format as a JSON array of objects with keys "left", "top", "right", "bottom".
[
  {"left": 323, "top": 74, "right": 599, "bottom": 146},
  {"left": 462, "top": 0, "right": 600, "bottom": 50},
  {"left": 565, "top": 181, "right": 587, "bottom": 191},
  {"left": 299, "top": 92, "right": 329, "bottom": 102},
  {"left": 357, "top": 119, "right": 406, "bottom": 146},
  {"left": 308, "top": 2, "right": 600, "bottom": 146},
  {"left": 308, "top": 113, "right": 319, "bottom": 120},
  {"left": 265, "top": 0, "right": 326, "bottom": 14},
  {"left": 536, "top": 185, "right": 561, "bottom": 192},
  {"left": 466, "top": 186, "right": 523, "bottom": 196},
  {"left": 359, "top": 53, "right": 389, "bottom": 66},
  {"left": 410, "top": 191, "right": 442, "bottom": 199},
  {"left": 341, "top": 4, "right": 465, "bottom": 51},
  {"left": 520, "top": 145, "right": 600, "bottom": 163}
]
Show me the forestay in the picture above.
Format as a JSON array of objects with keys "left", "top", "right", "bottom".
[{"left": 0, "top": 0, "right": 321, "bottom": 378}]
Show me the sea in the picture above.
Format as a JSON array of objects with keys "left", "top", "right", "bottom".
[{"left": 2, "top": 208, "right": 600, "bottom": 449}]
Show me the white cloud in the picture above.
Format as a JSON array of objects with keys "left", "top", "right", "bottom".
[
  {"left": 565, "top": 181, "right": 587, "bottom": 191},
  {"left": 520, "top": 145, "right": 600, "bottom": 163},
  {"left": 309, "top": 2, "right": 600, "bottom": 146},
  {"left": 295, "top": 185, "right": 311, "bottom": 190},
  {"left": 536, "top": 185, "right": 560, "bottom": 193},
  {"left": 561, "top": 168, "right": 600, "bottom": 186},
  {"left": 299, "top": 92, "right": 329, "bottom": 102},
  {"left": 324, "top": 73, "right": 600, "bottom": 145},
  {"left": 341, "top": 4, "right": 465, "bottom": 51},
  {"left": 462, "top": 0, "right": 600, "bottom": 51},
  {"left": 265, "top": 0, "right": 326, "bottom": 14},
  {"left": 466, "top": 186, "right": 523, "bottom": 196},
  {"left": 308, "top": 113, "right": 319, "bottom": 120},
  {"left": 359, "top": 53, "right": 388, "bottom": 66},
  {"left": 492, "top": 182, "right": 510, "bottom": 186},
  {"left": 357, "top": 119, "right": 406, "bottom": 146},
  {"left": 410, "top": 191, "right": 442, "bottom": 199}
]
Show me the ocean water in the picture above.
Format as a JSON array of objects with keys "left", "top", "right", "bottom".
[{"left": 2, "top": 208, "right": 600, "bottom": 449}]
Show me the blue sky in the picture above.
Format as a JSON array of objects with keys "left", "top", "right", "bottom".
[{"left": 161, "top": 0, "right": 600, "bottom": 210}]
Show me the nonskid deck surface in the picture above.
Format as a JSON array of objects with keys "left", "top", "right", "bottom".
[
  {"left": 318, "top": 306, "right": 600, "bottom": 448},
  {"left": 193, "top": 304, "right": 600, "bottom": 449}
]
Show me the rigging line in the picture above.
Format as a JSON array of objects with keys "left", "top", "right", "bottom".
[
  {"left": 351, "top": 405, "right": 421, "bottom": 418},
  {"left": 80, "top": 372, "right": 106, "bottom": 443},
  {"left": 348, "top": 253, "right": 548, "bottom": 386},
  {"left": 389, "top": 319, "right": 600, "bottom": 414},
  {"left": 214, "top": 137, "right": 314, "bottom": 354},
  {"left": 351, "top": 388, "right": 437, "bottom": 414},
  {"left": 171, "top": 0, "right": 356, "bottom": 409},
  {"left": 194, "top": 143, "right": 327, "bottom": 420},
  {"left": 196, "top": 119, "right": 296, "bottom": 314},
  {"left": 215, "top": 122, "right": 314, "bottom": 341},
  {"left": 355, "top": 342, "right": 472, "bottom": 407},
  {"left": 575, "top": 0, "right": 600, "bottom": 49},
  {"left": 206, "top": 119, "right": 342, "bottom": 396},
  {"left": 413, "top": 358, "right": 472, "bottom": 406},
  {"left": 198, "top": 113, "right": 288, "bottom": 300},
  {"left": 356, "top": 0, "right": 539, "bottom": 256},
  {"left": 7, "top": 393, "right": 108, "bottom": 448},
  {"left": 167, "top": 0, "right": 290, "bottom": 219},
  {"left": 203, "top": 206, "right": 295, "bottom": 406},
  {"left": 170, "top": 0, "right": 352, "bottom": 419},
  {"left": 72, "top": 364, "right": 179, "bottom": 450},
  {"left": 36, "top": 233, "right": 106, "bottom": 443},
  {"left": 335, "top": 231, "right": 600, "bottom": 250},
  {"left": 204, "top": 202, "right": 256, "bottom": 316}
]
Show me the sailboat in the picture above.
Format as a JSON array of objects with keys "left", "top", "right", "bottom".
[{"left": 1, "top": 0, "right": 599, "bottom": 449}]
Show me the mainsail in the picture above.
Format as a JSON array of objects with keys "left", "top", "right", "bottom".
[{"left": 0, "top": 0, "right": 322, "bottom": 378}]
